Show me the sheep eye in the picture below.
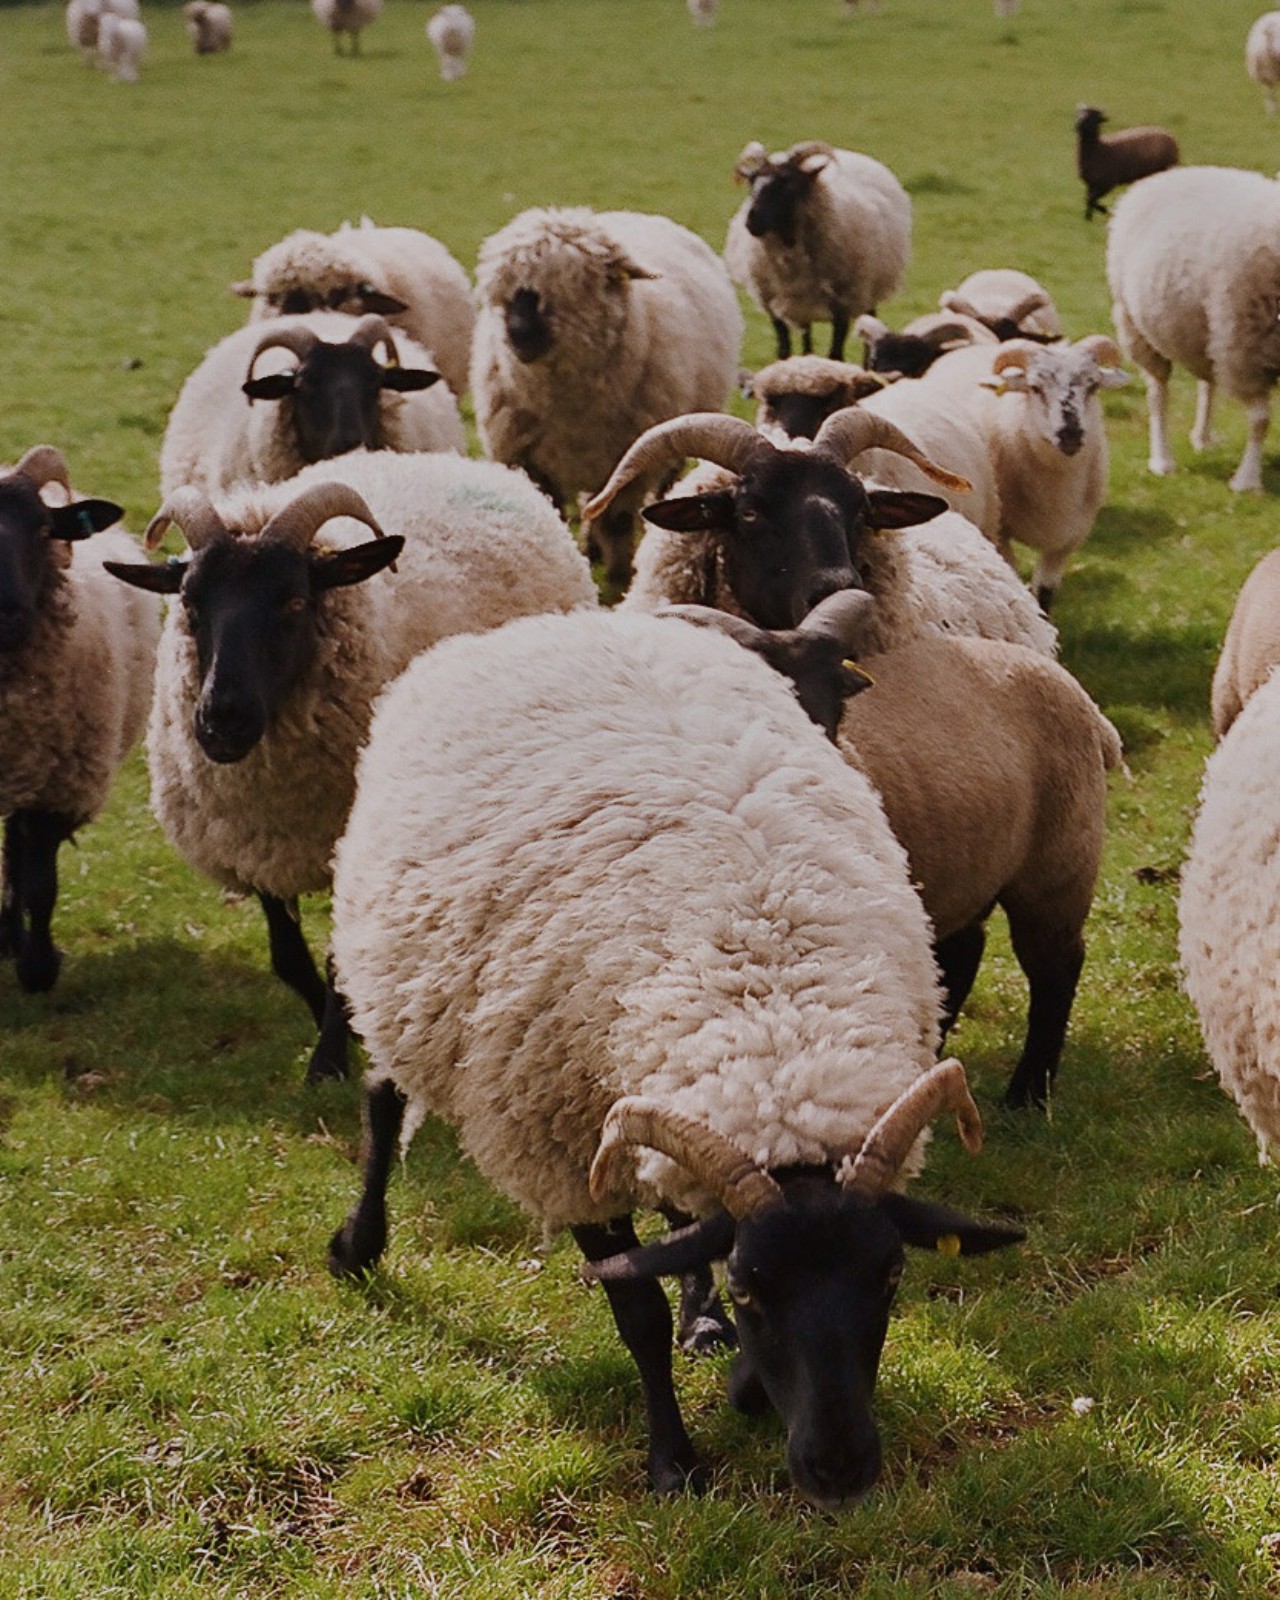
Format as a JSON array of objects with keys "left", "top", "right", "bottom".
[
  {"left": 283, "top": 596, "right": 307, "bottom": 616},
  {"left": 727, "top": 1272, "right": 756, "bottom": 1308}
]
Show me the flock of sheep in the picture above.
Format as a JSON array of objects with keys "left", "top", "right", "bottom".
[{"left": 12, "top": 1, "right": 1280, "bottom": 1514}]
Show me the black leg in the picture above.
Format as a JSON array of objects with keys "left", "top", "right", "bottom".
[
  {"left": 1002, "top": 915, "right": 1085, "bottom": 1111},
  {"left": 801, "top": 325, "right": 813, "bottom": 355},
  {"left": 328, "top": 1077, "right": 406, "bottom": 1276},
  {"left": 828, "top": 311, "right": 849, "bottom": 363},
  {"left": 14, "top": 810, "right": 73, "bottom": 993},
  {"left": 306, "top": 957, "right": 352, "bottom": 1084},
  {"left": 727, "top": 1351, "right": 771, "bottom": 1416},
  {"left": 0, "top": 814, "right": 23, "bottom": 958},
  {"left": 1035, "top": 583, "right": 1057, "bottom": 613},
  {"left": 934, "top": 922, "right": 987, "bottom": 1037},
  {"left": 258, "top": 892, "right": 327, "bottom": 1025},
  {"left": 660, "top": 1206, "right": 737, "bottom": 1354},
  {"left": 574, "top": 1217, "right": 704, "bottom": 1495},
  {"left": 771, "top": 317, "right": 792, "bottom": 360}
]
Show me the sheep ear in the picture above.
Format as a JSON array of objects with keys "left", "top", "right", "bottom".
[
  {"left": 865, "top": 489, "right": 950, "bottom": 530},
  {"left": 47, "top": 499, "right": 124, "bottom": 541},
  {"left": 229, "top": 279, "right": 257, "bottom": 298},
  {"left": 879, "top": 1192, "right": 1025, "bottom": 1257},
  {"left": 355, "top": 287, "right": 410, "bottom": 316},
  {"left": 609, "top": 254, "right": 660, "bottom": 285},
  {"left": 242, "top": 373, "right": 298, "bottom": 401},
  {"left": 310, "top": 535, "right": 406, "bottom": 592},
  {"left": 642, "top": 491, "right": 736, "bottom": 534},
  {"left": 1096, "top": 366, "right": 1130, "bottom": 391},
  {"left": 841, "top": 661, "right": 875, "bottom": 698},
  {"left": 379, "top": 368, "right": 442, "bottom": 393},
  {"left": 584, "top": 1213, "right": 737, "bottom": 1282},
  {"left": 102, "top": 557, "right": 186, "bottom": 594},
  {"left": 979, "top": 371, "right": 1028, "bottom": 394}
]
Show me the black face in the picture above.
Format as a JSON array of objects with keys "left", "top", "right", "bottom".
[
  {"left": 748, "top": 632, "right": 873, "bottom": 742},
  {"left": 745, "top": 165, "right": 819, "bottom": 248},
  {"left": 504, "top": 288, "right": 553, "bottom": 363},
  {"left": 864, "top": 333, "right": 939, "bottom": 380},
  {"left": 766, "top": 389, "right": 851, "bottom": 440},
  {"left": 0, "top": 481, "right": 121, "bottom": 654}
]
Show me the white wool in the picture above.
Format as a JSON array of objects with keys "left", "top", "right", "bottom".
[
  {"left": 96, "top": 12, "right": 146, "bottom": 80},
  {"left": 1246, "top": 12, "right": 1280, "bottom": 113},
  {"left": 426, "top": 4, "right": 475, "bottom": 79},
  {"left": 311, "top": 0, "right": 381, "bottom": 45},
  {"left": 939, "top": 269, "right": 1061, "bottom": 341},
  {"left": 1211, "top": 548, "right": 1280, "bottom": 739}
]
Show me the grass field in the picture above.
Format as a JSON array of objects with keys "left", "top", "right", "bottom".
[{"left": 5, "top": 0, "right": 1280, "bottom": 1593}]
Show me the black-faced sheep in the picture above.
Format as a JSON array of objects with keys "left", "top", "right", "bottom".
[
  {"left": 1075, "top": 106, "right": 1179, "bottom": 221},
  {"left": 855, "top": 311, "right": 997, "bottom": 380},
  {"left": 938, "top": 269, "right": 1062, "bottom": 343},
  {"left": 742, "top": 355, "right": 887, "bottom": 441}
]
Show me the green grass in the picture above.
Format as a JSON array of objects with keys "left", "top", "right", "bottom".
[{"left": 5, "top": 0, "right": 1280, "bottom": 1593}]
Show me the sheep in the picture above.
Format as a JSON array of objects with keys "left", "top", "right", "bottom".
[
  {"left": 1246, "top": 12, "right": 1280, "bottom": 113},
  {"left": 1075, "top": 106, "right": 1179, "bottom": 222},
  {"left": 426, "top": 4, "right": 474, "bottom": 81},
  {"left": 994, "top": 0, "right": 1020, "bottom": 15},
  {"left": 231, "top": 222, "right": 475, "bottom": 401},
  {"left": 1107, "top": 165, "right": 1280, "bottom": 494},
  {"left": 96, "top": 11, "right": 147, "bottom": 81},
  {"left": 104, "top": 450, "right": 596, "bottom": 1082},
  {"left": 590, "top": 410, "right": 1056, "bottom": 659},
  {"left": 742, "top": 355, "right": 887, "bottom": 441},
  {"left": 1179, "top": 669, "right": 1280, "bottom": 1162},
  {"left": 0, "top": 447, "right": 160, "bottom": 993},
  {"left": 855, "top": 311, "right": 997, "bottom": 381},
  {"left": 159, "top": 312, "right": 463, "bottom": 500},
  {"left": 938, "top": 269, "right": 1063, "bottom": 344},
  {"left": 725, "top": 139, "right": 911, "bottom": 363},
  {"left": 311, "top": 0, "right": 380, "bottom": 55},
  {"left": 65, "top": 0, "right": 138, "bottom": 61},
  {"left": 841, "top": 0, "right": 884, "bottom": 14},
  {"left": 184, "top": 1, "right": 232, "bottom": 54},
  {"left": 326, "top": 604, "right": 1023, "bottom": 1502},
  {"left": 918, "top": 335, "right": 1130, "bottom": 608},
  {"left": 471, "top": 206, "right": 743, "bottom": 586},
  {"left": 687, "top": 0, "right": 718, "bottom": 23},
  {"left": 1209, "top": 548, "right": 1280, "bottom": 740}
]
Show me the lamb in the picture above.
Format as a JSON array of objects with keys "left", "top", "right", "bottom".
[
  {"left": 326, "top": 604, "right": 1022, "bottom": 1503},
  {"left": 104, "top": 450, "right": 596, "bottom": 1082},
  {"left": 725, "top": 139, "right": 911, "bottom": 363},
  {"left": 426, "top": 4, "right": 474, "bottom": 81},
  {"left": 855, "top": 311, "right": 996, "bottom": 380},
  {"left": 687, "top": 0, "right": 718, "bottom": 23},
  {"left": 0, "top": 447, "right": 160, "bottom": 993},
  {"left": 470, "top": 206, "right": 743, "bottom": 586},
  {"left": 159, "top": 312, "right": 463, "bottom": 499},
  {"left": 1179, "top": 670, "right": 1280, "bottom": 1161},
  {"left": 1246, "top": 12, "right": 1280, "bottom": 113},
  {"left": 1075, "top": 106, "right": 1179, "bottom": 222},
  {"left": 1108, "top": 165, "right": 1280, "bottom": 494},
  {"left": 65, "top": 0, "right": 138, "bottom": 61},
  {"left": 742, "top": 355, "right": 887, "bottom": 441},
  {"left": 311, "top": 0, "right": 380, "bottom": 54},
  {"left": 96, "top": 10, "right": 147, "bottom": 81},
  {"left": 938, "top": 269, "right": 1063, "bottom": 343},
  {"left": 918, "top": 335, "right": 1130, "bottom": 608},
  {"left": 591, "top": 410, "right": 1056, "bottom": 659},
  {"left": 1209, "top": 548, "right": 1280, "bottom": 739},
  {"left": 232, "top": 222, "right": 475, "bottom": 401},
  {"left": 184, "top": 1, "right": 232, "bottom": 54}
]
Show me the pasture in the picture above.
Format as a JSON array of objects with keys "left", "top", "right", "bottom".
[{"left": 3, "top": 0, "right": 1280, "bottom": 1593}]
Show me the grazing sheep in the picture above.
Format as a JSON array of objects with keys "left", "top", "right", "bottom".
[
  {"left": 725, "top": 139, "right": 911, "bottom": 362},
  {"left": 96, "top": 11, "right": 147, "bottom": 81},
  {"left": 471, "top": 206, "right": 743, "bottom": 585},
  {"left": 327, "top": 605, "right": 1022, "bottom": 1502},
  {"left": 311, "top": 0, "right": 380, "bottom": 55},
  {"left": 855, "top": 311, "right": 996, "bottom": 380},
  {"left": 106, "top": 451, "right": 595, "bottom": 1082},
  {"left": 1209, "top": 548, "right": 1280, "bottom": 739},
  {"left": 232, "top": 222, "right": 475, "bottom": 401},
  {"left": 184, "top": 1, "right": 232, "bottom": 54},
  {"left": 687, "top": 0, "right": 718, "bottom": 23},
  {"left": 0, "top": 447, "right": 160, "bottom": 992},
  {"left": 1075, "top": 106, "right": 1179, "bottom": 221},
  {"left": 426, "top": 4, "right": 474, "bottom": 81},
  {"left": 66, "top": 0, "right": 138, "bottom": 60},
  {"left": 919, "top": 335, "right": 1129, "bottom": 608},
  {"left": 1179, "top": 670, "right": 1280, "bottom": 1160},
  {"left": 159, "top": 312, "right": 462, "bottom": 499},
  {"left": 1246, "top": 12, "right": 1280, "bottom": 113},
  {"left": 743, "top": 355, "right": 887, "bottom": 441},
  {"left": 1107, "top": 165, "right": 1280, "bottom": 493},
  {"left": 939, "top": 269, "right": 1062, "bottom": 343}
]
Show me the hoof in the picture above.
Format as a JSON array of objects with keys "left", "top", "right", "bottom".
[
  {"left": 16, "top": 945, "right": 61, "bottom": 993},
  {"left": 326, "top": 1216, "right": 383, "bottom": 1279},
  {"left": 648, "top": 1454, "right": 707, "bottom": 1497},
  {"left": 1147, "top": 457, "right": 1176, "bottom": 477},
  {"left": 679, "top": 1312, "right": 738, "bottom": 1356},
  {"left": 305, "top": 1040, "right": 350, "bottom": 1085}
]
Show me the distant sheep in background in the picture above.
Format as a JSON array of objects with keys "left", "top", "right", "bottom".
[
  {"left": 65, "top": 0, "right": 138, "bottom": 61},
  {"left": 743, "top": 355, "right": 886, "bottom": 440},
  {"left": 841, "top": 0, "right": 884, "bottom": 14},
  {"left": 426, "top": 4, "right": 474, "bottom": 80},
  {"left": 1246, "top": 12, "right": 1280, "bottom": 113},
  {"left": 1075, "top": 106, "right": 1179, "bottom": 220},
  {"left": 687, "top": 0, "right": 718, "bottom": 24},
  {"left": 856, "top": 311, "right": 996, "bottom": 380},
  {"left": 939, "top": 269, "right": 1062, "bottom": 343},
  {"left": 184, "top": 1, "right": 232, "bottom": 54},
  {"left": 994, "top": 0, "right": 1021, "bottom": 15},
  {"left": 311, "top": 0, "right": 381, "bottom": 55},
  {"left": 96, "top": 10, "right": 147, "bottom": 80}
]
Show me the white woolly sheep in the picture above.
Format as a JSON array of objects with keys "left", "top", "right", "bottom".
[
  {"left": 159, "top": 311, "right": 463, "bottom": 499},
  {"left": 1247, "top": 12, "right": 1280, "bottom": 113},
  {"left": 0, "top": 447, "right": 160, "bottom": 992},
  {"left": 426, "top": 4, "right": 474, "bottom": 79},
  {"left": 311, "top": 0, "right": 380, "bottom": 55},
  {"left": 66, "top": 0, "right": 138, "bottom": 60},
  {"left": 96, "top": 11, "right": 147, "bottom": 81},
  {"left": 687, "top": 0, "right": 717, "bottom": 23},
  {"left": 1179, "top": 670, "right": 1280, "bottom": 1160},
  {"left": 106, "top": 450, "right": 596, "bottom": 1082},
  {"left": 725, "top": 139, "right": 911, "bottom": 363},
  {"left": 471, "top": 205, "right": 743, "bottom": 585},
  {"left": 939, "top": 268, "right": 1062, "bottom": 343},
  {"left": 994, "top": 0, "right": 1021, "bottom": 15},
  {"left": 327, "top": 605, "right": 1022, "bottom": 1503},
  {"left": 232, "top": 221, "right": 475, "bottom": 401},
  {"left": 1209, "top": 547, "right": 1280, "bottom": 739},
  {"left": 184, "top": 2, "right": 232, "bottom": 54},
  {"left": 1108, "top": 165, "right": 1280, "bottom": 494},
  {"left": 855, "top": 311, "right": 997, "bottom": 380}
]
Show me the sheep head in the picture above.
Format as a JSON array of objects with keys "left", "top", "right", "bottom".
[
  {"left": 736, "top": 140, "right": 837, "bottom": 248},
  {"left": 746, "top": 354, "right": 887, "bottom": 438},
  {"left": 979, "top": 335, "right": 1128, "bottom": 455}
]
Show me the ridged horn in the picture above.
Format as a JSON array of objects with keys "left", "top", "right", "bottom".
[
  {"left": 787, "top": 139, "right": 837, "bottom": 167},
  {"left": 796, "top": 587, "right": 876, "bottom": 650},
  {"left": 656, "top": 603, "right": 769, "bottom": 652},
  {"left": 939, "top": 290, "right": 980, "bottom": 321},
  {"left": 812, "top": 409, "right": 974, "bottom": 492},
  {"left": 1004, "top": 289, "right": 1052, "bottom": 328},
  {"left": 990, "top": 340, "right": 1040, "bottom": 375},
  {"left": 589, "top": 1096, "right": 782, "bottom": 1220},
  {"left": 259, "top": 483, "right": 387, "bottom": 552},
  {"left": 920, "top": 320, "right": 980, "bottom": 349},
  {"left": 842, "top": 1060, "right": 983, "bottom": 1199},
  {"left": 346, "top": 313, "right": 400, "bottom": 367},
  {"left": 733, "top": 139, "right": 770, "bottom": 181},
  {"left": 246, "top": 323, "right": 321, "bottom": 383},
  {"left": 582, "top": 414, "right": 776, "bottom": 523},
  {"left": 1076, "top": 333, "right": 1125, "bottom": 367},
  {"left": 144, "top": 487, "right": 230, "bottom": 552},
  {"left": 11, "top": 445, "right": 73, "bottom": 497}
]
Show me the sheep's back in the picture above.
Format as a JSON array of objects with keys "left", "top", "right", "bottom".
[{"left": 1211, "top": 547, "right": 1280, "bottom": 738}]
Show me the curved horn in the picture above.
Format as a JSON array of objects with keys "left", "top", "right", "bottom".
[
  {"left": 813, "top": 409, "right": 974, "bottom": 492},
  {"left": 582, "top": 414, "right": 775, "bottom": 523},
  {"left": 246, "top": 323, "right": 321, "bottom": 383},
  {"left": 11, "top": 445, "right": 73, "bottom": 497},
  {"left": 990, "top": 340, "right": 1040, "bottom": 375},
  {"left": 733, "top": 139, "right": 770, "bottom": 181},
  {"left": 259, "top": 482, "right": 386, "bottom": 552},
  {"left": 787, "top": 139, "right": 837, "bottom": 167},
  {"left": 144, "top": 487, "right": 230, "bottom": 552},
  {"left": 346, "top": 313, "right": 401, "bottom": 367},
  {"left": 796, "top": 587, "right": 877, "bottom": 651},
  {"left": 939, "top": 290, "right": 980, "bottom": 321},
  {"left": 854, "top": 314, "right": 890, "bottom": 344},
  {"left": 842, "top": 1060, "right": 984, "bottom": 1199},
  {"left": 1075, "top": 333, "right": 1125, "bottom": 367},
  {"left": 656, "top": 603, "right": 770, "bottom": 651},
  {"left": 919, "top": 320, "right": 980, "bottom": 350},
  {"left": 590, "top": 1096, "right": 782, "bottom": 1220},
  {"left": 1003, "top": 289, "right": 1052, "bottom": 328}
]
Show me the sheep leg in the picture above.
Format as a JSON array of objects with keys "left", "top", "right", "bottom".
[
  {"left": 801, "top": 326, "right": 813, "bottom": 356},
  {"left": 258, "top": 892, "right": 328, "bottom": 1025},
  {"left": 0, "top": 814, "right": 21, "bottom": 958},
  {"left": 828, "top": 312, "right": 849, "bottom": 363},
  {"left": 305, "top": 956, "right": 352, "bottom": 1084},
  {"left": 1230, "top": 397, "right": 1271, "bottom": 494},
  {"left": 1031, "top": 549, "right": 1071, "bottom": 614},
  {"left": 935, "top": 922, "right": 987, "bottom": 1036},
  {"left": 1190, "top": 380, "right": 1217, "bottom": 451},
  {"left": 1000, "top": 911, "right": 1085, "bottom": 1110},
  {"left": 573, "top": 1217, "right": 704, "bottom": 1495},
  {"left": 1141, "top": 367, "right": 1177, "bottom": 476},
  {"left": 660, "top": 1205, "right": 737, "bottom": 1354},
  {"left": 770, "top": 318, "right": 792, "bottom": 360},
  {"left": 11, "top": 810, "right": 73, "bottom": 993},
  {"left": 327, "top": 1076, "right": 406, "bottom": 1276}
]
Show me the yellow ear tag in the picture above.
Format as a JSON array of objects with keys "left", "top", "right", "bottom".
[
  {"left": 843, "top": 659, "right": 875, "bottom": 685},
  {"left": 936, "top": 1233, "right": 962, "bottom": 1257}
]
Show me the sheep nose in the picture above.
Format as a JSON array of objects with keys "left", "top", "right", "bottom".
[
  {"left": 1057, "top": 423, "right": 1084, "bottom": 456},
  {"left": 195, "top": 692, "right": 265, "bottom": 764}
]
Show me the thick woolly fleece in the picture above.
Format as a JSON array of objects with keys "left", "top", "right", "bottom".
[
  {"left": 243, "top": 224, "right": 475, "bottom": 399},
  {"left": 0, "top": 526, "right": 160, "bottom": 825},
  {"left": 1211, "top": 548, "right": 1280, "bottom": 739},
  {"left": 310, "top": 0, "right": 381, "bottom": 43},
  {"left": 147, "top": 450, "right": 596, "bottom": 900},
  {"left": 159, "top": 311, "right": 465, "bottom": 499},
  {"left": 724, "top": 147, "right": 911, "bottom": 334},
  {"left": 1180, "top": 670, "right": 1280, "bottom": 1158},
  {"left": 471, "top": 207, "right": 743, "bottom": 502},
  {"left": 939, "top": 270, "right": 1062, "bottom": 342},
  {"left": 332, "top": 609, "right": 943, "bottom": 1231}
]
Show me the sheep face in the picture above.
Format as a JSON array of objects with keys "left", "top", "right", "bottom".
[
  {"left": 0, "top": 480, "right": 120, "bottom": 655},
  {"left": 744, "top": 155, "right": 829, "bottom": 248},
  {"left": 761, "top": 386, "right": 856, "bottom": 440},
  {"left": 981, "top": 343, "right": 1128, "bottom": 456},
  {"left": 503, "top": 288, "right": 554, "bottom": 364}
]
